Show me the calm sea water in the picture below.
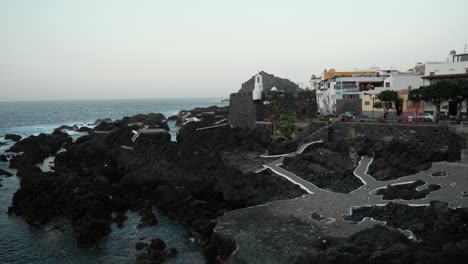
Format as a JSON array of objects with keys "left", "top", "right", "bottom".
[{"left": 0, "top": 98, "right": 227, "bottom": 264}]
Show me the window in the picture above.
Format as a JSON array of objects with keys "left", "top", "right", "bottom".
[
  {"left": 343, "top": 94, "right": 359, "bottom": 99},
  {"left": 365, "top": 101, "right": 370, "bottom": 105},
  {"left": 257, "top": 77, "right": 260, "bottom": 82},
  {"left": 385, "top": 82, "right": 390, "bottom": 87}
]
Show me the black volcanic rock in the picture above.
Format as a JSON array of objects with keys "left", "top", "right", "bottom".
[
  {"left": 137, "top": 204, "right": 158, "bottom": 228},
  {"left": 94, "top": 121, "right": 116, "bottom": 131},
  {"left": 375, "top": 180, "right": 442, "bottom": 200},
  {"left": 5, "top": 134, "right": 22, "bottom": 142},
  {"left": 0, "top": 154, "right": 8, "bottom": 162},
  {"left": 0, "top": 141, "right": 6, "bottom": 146},
  {"left": 239, "top": 71, "right": 302, "bottom": 93},
  {"left": 9, "top": 111, "right": 305, "bottom": 248},
  {"left": 311, "top": 202, "right": 468, "bottom": 264},
  {"left": 267, "top": 138, "right": 298, "bottom": 155},
  {"left": 368, "top": 139, "right": 448, "bottom": 181},
  {"left": 137, "top": 237, "right": 177, "bottom": 264},
  {"left": 0, "top": 169, "right": 13, "bottom": 177},
  {"left": 55, "top": 125, "right": 77, "bottom": 131},
  {"left": 8, "top": 130, "right": 72, "bottom": 175},
  {"left": 121, "top": 113, "right": 169, "bottom": 130},
  {"left": 177, "top": 120, "right": 271, "bottom": 153},
  {"left": 175, "top": 105, "right": 229, "bottom": 127},
  {"left": 294, "top": 225, "right": 417, "bottom": 264},
  {"left": 167, "top": 115, "right": 178, "bottom": 121},
  {"left": 283, "top": 147, "right": 362, "bottom": 193},
  {"left": 77, "top": 126, "right": 93, "bottom": 133}
]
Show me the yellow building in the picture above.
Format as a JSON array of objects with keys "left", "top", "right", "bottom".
[
  {"left": 323, "top": 69, "right": 377, "bottom": 80},
  {"left": 361, "top": 90, "right": 423, "bottom": 120}
]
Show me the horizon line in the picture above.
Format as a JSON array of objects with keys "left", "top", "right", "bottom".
[{"left": 0, "top": 96, "right": 228, "bottom": 103}]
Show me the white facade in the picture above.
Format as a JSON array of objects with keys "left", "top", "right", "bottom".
[
  {"left": 382, "top": 73, "right": 424, "bottom": 91},
  {"left": 253, "top": 73, "right": 263, "bottom": 101},
  {"left": 425, "top": 61, "right": 468, "bottom": 76},
  {"left": 315, "top": 79, "right": 336, "bottom": 115},
  {"left": 424, "top": 50, "right": 468, "bottom": 81},
  {"left": 421, "top": 50, "right": 468, "bottom": 116}
]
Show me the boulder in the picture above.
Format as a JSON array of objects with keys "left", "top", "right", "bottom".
[
  {"left": 137, "top": 205, "right": 158, "bottom": 228},
  {"left": 149, "top": 238, "right": 166, "bottom": 250},
  {"left": 5, "top": 134, "right": 21, "bottom": 142}
]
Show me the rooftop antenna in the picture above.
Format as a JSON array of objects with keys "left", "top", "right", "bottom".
[{"left": 464, "top": 44, "right": 467, "bottom": 53}]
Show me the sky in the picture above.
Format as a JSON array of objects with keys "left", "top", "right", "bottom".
[{"left": 1, "top": 0, "right": 467, "bottom": 101}]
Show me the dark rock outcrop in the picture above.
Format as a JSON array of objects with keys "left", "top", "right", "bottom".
[
  {"left": 0, "top": 154, "right": 8, "bottom": 162},
  {"left": 5, "top": 134, "right": 22, "bottom": 142},
  {"left": 376, "top": 180, "right": 442, "bottom": 200},
  {"left": 8, "top": 130, "right": 71, "bottom": 174},
  {"left": 136, "top": 238, "right": 177, "bottom": 264},
  {"left": 55, "top": 125, "right": 78, "bottom": 131},
  {"left": 138, "top": 204, "right": 158, "bottom": 228},
  {"left": 294, "top": 225, "right": 416, "bottom": 264},
  {"left": 0, "top": 169, "right": 13, "bottom": 177},
  {"left": 368, "top": 139, "right": 448, "bottom": 181},
  {"left": 296, "top": 202, "right": 468, "bottom": 264},
  {"left": 167, "top": 115, "right": 178, "bottom": 121},
  {"left": 267, "top": 138, "right": 298, "bottom": 155},
  {"left": 283, "top": 147, "right": 362, "bottom": 193},
  {"left": 346, "top": 202, "right": 468, "bottom": 244},
  {"left": 9, "top": 111, "right": 304, "bottom": 248},
  {"left": 239, "top": 71, "right": 302, "bottom": 93}
]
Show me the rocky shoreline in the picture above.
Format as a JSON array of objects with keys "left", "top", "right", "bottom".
[
  {"left": 2, "top": 105, "right": 468, "bottom": 263},
  {"left": 2, "top": 106, "right": 306, "bottom": 263}
]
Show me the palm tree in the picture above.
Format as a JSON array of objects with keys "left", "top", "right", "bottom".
[{"left": 266, "top": 100, "right": 281, "bottom": 138}]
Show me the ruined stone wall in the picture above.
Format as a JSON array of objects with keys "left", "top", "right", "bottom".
[
  {"left": 229, "top": 91, "right": 317, "bottom": 128},
  {"left": 229, "top": 92, "right": 260, "bottom": 128},
  {"left": 271, "top": 90, "right": 318, "bottom": 119}
]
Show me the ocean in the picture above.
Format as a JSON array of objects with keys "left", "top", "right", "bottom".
[{"left": 0, "top": 98, "right": 228, "bottom": 264}]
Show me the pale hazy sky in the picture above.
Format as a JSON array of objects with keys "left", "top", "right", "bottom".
[{"left": 1, "top": 0, "right": 467, "bottom": 101}]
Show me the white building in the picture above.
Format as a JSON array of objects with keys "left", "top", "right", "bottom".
[
  {"left": 253, "top": 73, "right": 263, "bottom": 101},
  {"left": 421, "top": 50, "right": 468, "bottom": 116},
  {"left": 382, "top": 73, "right": 424, "bottom": 91},
  {"left": 423, "top": 50, "right": 468, "bottom": 85}
]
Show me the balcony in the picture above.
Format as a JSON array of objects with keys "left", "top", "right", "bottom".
[{"left": 341, "top": 87, "right": 360, "bottom": 93}]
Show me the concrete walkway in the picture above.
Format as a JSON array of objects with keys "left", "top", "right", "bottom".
[{"left": 216, "top": 143, "right": 468, "bottom": 264}]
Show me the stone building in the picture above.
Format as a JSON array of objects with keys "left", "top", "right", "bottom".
[{"left": 229, "top": 72, "right": 317, "bottom": 128}]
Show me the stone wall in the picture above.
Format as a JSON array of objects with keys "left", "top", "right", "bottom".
[
  {"left": 229, "top": 90, "right": 318, "bottom": 129},
  {"left": 229, "top": 92, "right": 259, "bottom": 128},
  {"left": 295, "top": 121, "right": 328, "bottom": 141},
  {"left": 305, "top": 122, "right": 463, "bottom": 157}
]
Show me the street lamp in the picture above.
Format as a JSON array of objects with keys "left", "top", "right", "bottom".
[{"left": 372, "top": 96, "right": 375, "bottom": 120}]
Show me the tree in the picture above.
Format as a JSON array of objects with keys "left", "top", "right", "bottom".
[
  {"left": 377, "top": 90, "right": 399, "bottom": 119},
  {"left": 446, "top": 79, "right": 468, "bottom": 122},
  {"left": 265, "top": 100, "right": 281, "bottom": 138},
  {"left": 409, "top": 79, "right": 468, "bottom": 122},
  {"left": 278, "top": 110, "right": 296, "bottom": 139}
]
